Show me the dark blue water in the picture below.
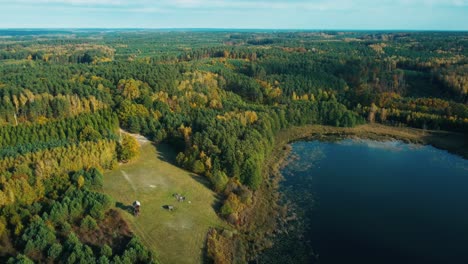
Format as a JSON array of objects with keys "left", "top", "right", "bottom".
[{"left": 280, "top": 139, "right": 468, "bottom": 264}]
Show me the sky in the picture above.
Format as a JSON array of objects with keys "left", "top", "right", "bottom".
[{"left": 0, "top": 0, "right": 467, "bottom": 30}]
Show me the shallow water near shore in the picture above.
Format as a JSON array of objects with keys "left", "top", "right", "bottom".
[{"left": 260, "top": 139, "right": 468, "bottom": 264}]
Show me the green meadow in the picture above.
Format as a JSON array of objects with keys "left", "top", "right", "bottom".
[{"left": 104, "top": 138, "right": 226, "bottom": 264}]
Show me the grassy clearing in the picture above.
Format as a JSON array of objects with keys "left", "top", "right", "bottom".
[{"left": 103, "top": 138, "right": 226, "bottom": 264}]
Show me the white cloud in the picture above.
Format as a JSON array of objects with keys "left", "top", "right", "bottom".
[
  {"left": 164, "top": 0, "right": 352, "bottom": 10},
  {"left": 0, "top": 0, "right": 466, "bottom": 12},
  {"left": 452, "top": 0, "right": 468, "bottom": 5},
  {"left": 10, "top": 0, "right": 127, "bottom": 5},
  {"left": 396, "top": 0, "right": 468, "bottom": 6},
  {"left": 166, "top": 0, "right": 468, "bottom": 9}
]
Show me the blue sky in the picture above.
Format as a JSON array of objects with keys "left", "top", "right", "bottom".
[{"left": 0, "top": 0, "right": 467, "bottom": 30}]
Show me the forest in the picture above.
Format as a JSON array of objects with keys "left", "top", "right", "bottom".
[{"left": 0, "top": 29, "right": 466, "bottom": 263}]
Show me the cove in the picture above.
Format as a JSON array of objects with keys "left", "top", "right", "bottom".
[{"left": 261, "top": 139, "right": 468, "bottom": 264}]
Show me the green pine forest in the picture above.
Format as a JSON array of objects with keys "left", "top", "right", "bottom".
[{"left": 0, "top": 30, "right": 467, "bottom": 263}]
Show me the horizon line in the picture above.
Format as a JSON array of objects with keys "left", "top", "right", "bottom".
[{"left": 1, "top": 27, "right": 468, "bottom": 32}]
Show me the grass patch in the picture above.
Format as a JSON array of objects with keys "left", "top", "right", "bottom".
[{"left": 104, "top": 139, "right": 226, "bottom": 264}]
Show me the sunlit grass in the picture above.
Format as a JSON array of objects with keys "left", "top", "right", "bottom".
[{"left": 104, "top": 140, "right": 226, "bottom": 264}]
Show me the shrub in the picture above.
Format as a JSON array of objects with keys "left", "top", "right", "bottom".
[
  {"left": 7, "top": 254, "right": 34, "bottom": 264},
  {"left": 47, "top": 243, "right": 63, "bottom": 260},
  {"left": 80, "top": 215, "right": 98, "bottom": 231},
  {"left": 101, "top": 244, "right": 113, "bottom": 257},
  {"left": 192, "top": 160, "right": 206, "bottom": 174},
  {"left": 211, "top": 170, "right": 229, "bottom": 192}
]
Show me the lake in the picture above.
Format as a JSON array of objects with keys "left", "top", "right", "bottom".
[{"left": 260, "top": 139, "right": 468, "bottom": 264}]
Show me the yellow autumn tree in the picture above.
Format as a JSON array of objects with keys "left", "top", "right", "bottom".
[
  {"left": 118, "top": 79, "right": 143, "bottom": 100},
  {"left": 178, "top": 124, "right": 192, "bottom": 147},
  {"left": 117, "top": 134, "right": 140, "bottom": 163},
  {"left": 77, "top": 175, "right": 85, "bottom": 189}
]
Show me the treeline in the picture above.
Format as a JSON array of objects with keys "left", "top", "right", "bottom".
[
  {"left": 0, "top": 110, "right": 118, "bottom": 158},
  {"left": 434, "top": 64, "right": 468, "bottom": 103},
  {"left": 0, "top": 92, "right": 107, "bottom": 125},
  {"left": 0, "top": 63, "right": 113, "bottom": 101},
  {"left": 0, "top": 140, "right": 117, "bottom": 191},
  {"left": 364, "top": 94, "right": 468, "bottom": 132},
  {"left": 0, "top": 43, "right": 114, "bottom": 64},
  {"left": 175, "top": 100, "right": 363, "bottom": 190}
]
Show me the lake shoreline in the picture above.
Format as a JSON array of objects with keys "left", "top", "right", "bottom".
[
  {"left": 255, "top": 123, "right": 467, "bottom": 262},
  {"left": 274, "top": 124, "right": 467, "bottom": 160},
  {"left": 266, "top": 124, "right": 467, "bottom": 196}
]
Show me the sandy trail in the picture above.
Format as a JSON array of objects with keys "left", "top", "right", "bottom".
[{"left": 121, "top": 170, "right": 137, "bottom": 192}]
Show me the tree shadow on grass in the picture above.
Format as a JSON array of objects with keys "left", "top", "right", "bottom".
[
  {"left": 189, "top": 173, "right": 225, "bottom": 212},
  {"left": 153, "top": 142, "right": 184, "bottom": 165},
  {"left": 188, "top": 172, "right": 211, "bottom": 188},
  {"left": 116, "top": 202, "right": 134, "bottom": 214},
  {"left": 200, "top": 236, "right": 212, "bottom": 264},
  {"left": 187, "top": 173, "right": 224, "bottom": 264},
  {"left": 211, "top": 193, "right": 225, "bottom": 212},
  {"left": 153, "top": 142, "right": 225, "bottom": 213}
]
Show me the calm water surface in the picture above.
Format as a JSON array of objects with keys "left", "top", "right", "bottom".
[{"left": 269, "top": 139, "right": 468, "bottom": 264}]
